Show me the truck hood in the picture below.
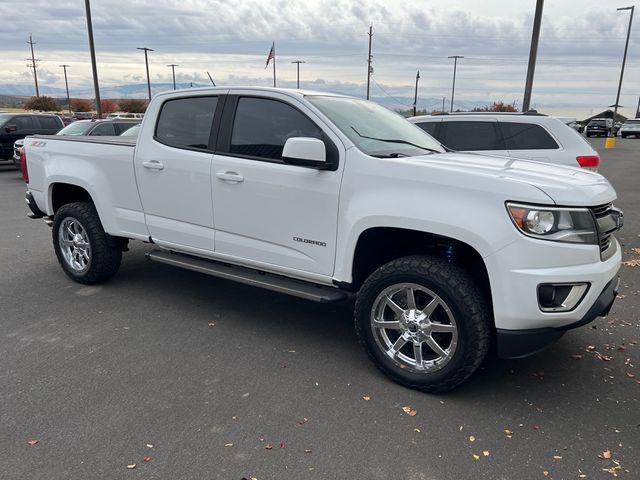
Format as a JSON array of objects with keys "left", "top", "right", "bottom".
[{"left": 416, "top": 152, "right": 616, "bottom": 206}]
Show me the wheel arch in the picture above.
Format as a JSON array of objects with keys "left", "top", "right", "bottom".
[{"left": 349, "top": 226, "right": 493, "bottom": 317}]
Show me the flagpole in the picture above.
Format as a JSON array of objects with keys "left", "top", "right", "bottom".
[{"left": 272, "top": 41, "right": 276, "bottom": 87}]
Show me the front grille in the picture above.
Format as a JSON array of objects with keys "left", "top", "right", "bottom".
[{"left": 589, "top": 203, "right": 620, "bottom": 259}]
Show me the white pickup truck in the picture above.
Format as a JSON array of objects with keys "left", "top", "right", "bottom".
[{"left": 22, "top": 87, "right": 623, "bottom": 392}]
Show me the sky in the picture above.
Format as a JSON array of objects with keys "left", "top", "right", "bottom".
[{"left": 1, "top": 0, "right": 639, "bottom": 118}]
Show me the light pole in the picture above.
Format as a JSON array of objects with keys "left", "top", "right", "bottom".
[
  {"left": 523, "top": 0, "right": 544, "bottom": 112},
  {"left": 167, "top": 64, "right": 178, "bottom": 90},
  {"left": 612, "top": 6, "right": 634, "bottom": 132},
  {"left": 448, "top": 55, "right": 463, "bottom": 112},
  {"left": 291, "top": 60, "right": 305, "bottom": 89},
  {"left": 84, "top": 0, "right": 101, "bottom": 118},
  {"left": 59, "top": 64, "right": 71, "bottom": 113},
  {"left": 137, "top": 47, "right": 154, "bottom": 101},
  {"left": 412, "top": 70, "right": 420, "bottom": 116}
]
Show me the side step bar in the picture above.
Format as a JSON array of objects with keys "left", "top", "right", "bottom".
[{"left": 146, "top": 250, "right": 347, "bottom": 303}]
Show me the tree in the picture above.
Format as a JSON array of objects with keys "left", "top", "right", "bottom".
[
  {"left": 71, "top": 98, "right": 93, "bottom": 112},
  {"left": 101, "top": 99, "right": 119, "bottom": 114},
  {"left": 472, "top": 101, "right": 518, "bottom": 113},
  {"left": 24, "top": 96, "right": 60, "bottom": 111},
  {"left": 118, "top": 99, "right": 148, "bottom": 113}
]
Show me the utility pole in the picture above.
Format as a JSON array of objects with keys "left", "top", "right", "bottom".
[
  {"left": 84, "top": 0, "right": 101, "bottom": 118},
  {"left": 137, "top": 47, "right": 154, "bottom": 101},
  {"left": 523, "top": 0, "right": 544, "bottom": 112},
  {"left": 59, "top": 64, "right": 71, "bottom": 113},
  {"left": 442, "top": 97, "right": 445, "bottom": 113},
  {"left": 27, "top": 33, "right": 39, "bottom": 97},
  {"left": 291, "top": 60, "right": 305, "bottom": 89},
  {"left": 167, "top": 64, "right": 178, "bottom": 90},
  {"left": 412, "top": 70, "right": 420, "bottom": 116},
  {"left": 448, "top": 55, "right": 463, "bottom": 112},
  {"left": 613, "top": 6, "right": 634, "bottom": 129},
  {"left": 366, "top": 24, "right": 373, "bottom": 100}
]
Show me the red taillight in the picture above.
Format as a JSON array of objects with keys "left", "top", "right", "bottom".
[
  {"left": 576, "top": 155, "right": 600, "bottom": 169},
  {"left": 20, "top": 148, "right": 29, "bottom": 183}
]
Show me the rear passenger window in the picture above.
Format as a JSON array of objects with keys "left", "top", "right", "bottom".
[
  {"left": 501, "top": 122, "right": 559, "bottom": 150},
  {"left": 13, "top": 116, "right": 35, "bottom": 131},
  {"left": 38, "top": 117, "right": 60, "bottom": 130},
  {"left": 230, "top": 97, "right": 322, "bottom": 160},
  {"left": 441, "top": 121, "right": 504, "bottom": 151},
  {"left": 415, "top": 122, "right": 439, "bottom": 138},
  {"left": 90, "top": 123, "right": 116, "bottom": 136},
  {"left": 155, "top": 96, "right": 218, "bottom": 150}
]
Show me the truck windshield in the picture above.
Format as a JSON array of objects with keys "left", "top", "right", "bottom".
[
  {"left": 57, "top": 122, "right": 93, "bottom": 136},
  {"left": 306, "top": 95, "right": 445, "bottom": 157}
]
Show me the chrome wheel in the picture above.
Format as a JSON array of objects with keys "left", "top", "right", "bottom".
[
  {"left": 58, "top": 217, "right": 91, "bottom": 273},
  {"left": 370, "top": 283, "right": 458, "bottom": 373}
]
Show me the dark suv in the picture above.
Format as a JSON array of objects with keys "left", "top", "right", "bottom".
[{"left": 0, "top": 113, "right": 63, "bottom": 160}]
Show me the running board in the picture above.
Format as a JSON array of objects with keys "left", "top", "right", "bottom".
[{"left": 146, "top": 250, "right": 347, "bottom": 303}]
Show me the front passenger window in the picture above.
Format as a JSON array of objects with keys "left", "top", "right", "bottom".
[{"left": 230, "top": 97, "right": 322, "bottom": 160}]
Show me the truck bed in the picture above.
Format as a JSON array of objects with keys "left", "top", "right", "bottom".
[{"left": 31, "top": 135, "right": 137, "bottom": 147}]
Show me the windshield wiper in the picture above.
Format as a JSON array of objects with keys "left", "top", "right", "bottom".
[
  {"left": 371, "top": 152, "right": 410, "bottom": 158},
  {"left": 351, "top": 126, "right": 441, "bottom": 154}
]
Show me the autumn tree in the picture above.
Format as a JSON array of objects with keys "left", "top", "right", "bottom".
[
  {"left": 101, "top": 99, "right": 119, "bottom": 114},
  {"left": 118, "top": 99, "right": 148, "bottom": 113},
  {"left": 71, "top": 98, "right": 93, "bottom": 112},
  {"left": 472, "top": 101, "right": 518, "bottom": 112},
  {"left": 24, "top": 96, "right": 60, "bottom": 111}
]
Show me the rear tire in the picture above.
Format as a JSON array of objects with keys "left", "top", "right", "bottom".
[
  {"left": 354, "top": 255, "right": 492, "bottom": 393},
  {"left": 52, "top": 202, "right": 122, "bottom": 284}
]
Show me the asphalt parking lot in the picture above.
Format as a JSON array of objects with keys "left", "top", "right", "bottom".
[{"left": 1, "top": 138, "right": 638, "bottom": 480}]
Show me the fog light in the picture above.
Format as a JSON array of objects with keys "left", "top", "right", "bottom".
[{"left": 538, "top": 283, "right": 589, "bottom": 312}]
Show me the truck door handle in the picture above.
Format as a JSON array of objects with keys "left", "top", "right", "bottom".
[
  {"left": 142, "top": 160, "right": 164, "bottom": 170},
  {"left": 216, "top": 171, "right": 244, "bottom": 183}
]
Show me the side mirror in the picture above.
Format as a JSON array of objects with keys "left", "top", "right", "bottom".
[
  {"left": 282, "top": 137, "right": 327, "bottom": 169},
  {"left": 5, "top": 125, "right": 17, "bottom": 133}
]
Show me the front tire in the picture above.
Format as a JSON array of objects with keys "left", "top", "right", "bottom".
[
  {"left": 354, "top": 255, "right": 492, "bottom": 393},
  {"left": 52, "top": 202, "right": 122, "bottom": 284}
]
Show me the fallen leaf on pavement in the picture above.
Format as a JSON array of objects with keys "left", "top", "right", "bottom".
[
  {"left": 224, "top": 443, "right": 233, "bottom": 447},
  {"left": 469, "top": 435, "right": 476, "bottom": 442},
  {"left": 504, "top": 429, "right": 513, "bottom": 438},
  {"left": 599, "top": 450, "right": 612, "bottom": 459},
  {"left": 143, "top": 455, "right": 151, "bottom": 462},
  {"left": 27, "top": 440, "right": 38, "bottom": 446},
  {"left": 571, "top": 354, "right": 583, "bottom": 359},
  {"left": 264, "top": 444, "right": 273, "bottom": 450},
  {"left": 280, "top": 442, "right": 285, "bottom": 449},
  {"left": 304, "top": 449, "right": 312, "bottom": 454},
  {"left": 127, "top": 464, "right": 136, "bottom": 470},
  {"left": 543, "top": 470, "right": 550, "bottom": 477},
  {"left": 146, "top": 443, "right": 154, "bottom": 448},
  {"left": 483, "top": 451, "right": 490, "bottom": 457},
  {"left": 472, "top": 454, "right": 480, "bottom": 460},
  {"left": 362, "top": 395, "right": 371, "bottom": 401},
  {"left": 208, "top": 322, "right": 215, "bottom": 327},
  {"left": 413, "top": 428, "right": 421, "bottom": 433},
  {"left": 402, "top": 406, "right": 417, "bottom": 416},
  {"left": 553, "top": 455, "right": 562, "bottom": 460},
  {"left": 298, "top": 417, "right": 309, "bottom": 425}
]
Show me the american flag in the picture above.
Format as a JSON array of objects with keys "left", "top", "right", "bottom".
[{"left": 265, "top": 42, "right": 275, "bottom": 68}]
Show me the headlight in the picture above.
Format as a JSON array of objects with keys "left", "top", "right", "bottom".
[{"left": 506, "top": 203, "right": 597, "bottom": 244}]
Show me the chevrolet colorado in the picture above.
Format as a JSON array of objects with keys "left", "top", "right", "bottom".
[{"left": 22, "top": 87, "right": 623, "bottom": 392}]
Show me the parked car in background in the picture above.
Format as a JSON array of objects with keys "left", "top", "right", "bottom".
[
  {"left": 119, "top": 123, "right": 141, "bottom": 137},
  {"left": 585, "top": 118, "right": 613, "bottom": 137},
  {"left": 0, "top": 113, "right": 63, "bottom": 160},
  {"left": 409, "top": 112, "right": 601, "bottom": 170},
  {"left": 567, "top": 121, "right": 585, "bottom": 134},
  {"left": 107, "top": 112, "right": 145, "bottom": 120},
  {"left": 620, "top": 119, "right": 640, "bottom": 138},
  {"left": 12, "top": 118, "right": 139, "bottom": 169}
]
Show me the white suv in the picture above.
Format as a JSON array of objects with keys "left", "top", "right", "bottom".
[
  {"left": 409, "top": 112, "right": 600, "bottom": 171},
  {"left": 620, "top": 119, "right": 640, "bottom": 138}
]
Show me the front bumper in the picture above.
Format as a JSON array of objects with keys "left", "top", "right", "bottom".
[{"left": 497, "top": 276, "right": 620, "bottom": 358}]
